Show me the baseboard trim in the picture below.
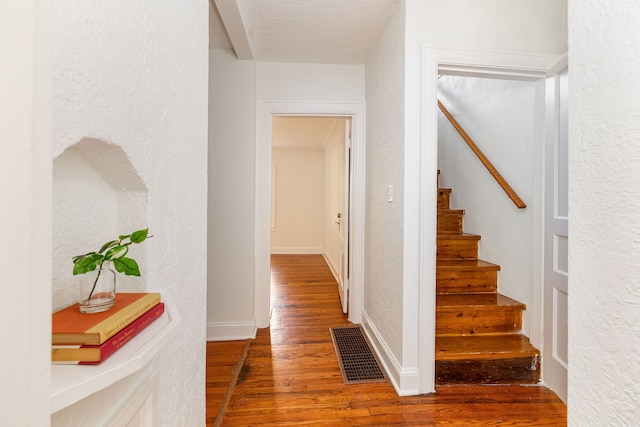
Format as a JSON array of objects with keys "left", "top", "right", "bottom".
[
  {"left": 322, "top": 251, "right": 340, "bottom": 285},
  {"left": 361, "top": 311, "right": 420, "bottom": 396},
  {"left": 207, "top": 321, "right": 257, "bottom": 341},
  {"left": 270, "top": 247, "right": 322, "bottom": 254}
]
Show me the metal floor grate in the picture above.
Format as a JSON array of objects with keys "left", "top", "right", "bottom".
[{"left": 330, "top": 326, "right": 387, "bottom": 384}]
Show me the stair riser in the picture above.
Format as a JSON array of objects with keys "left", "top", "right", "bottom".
[
  {"left": 437, "top": 239, "right": 479, "bottom": 259},
  {"left": 436, "top": 269, "right": 498, "bottom": 294},
  {"left": 436, "top": 355, "right": 540, "bottom": 385},
  {"left": 437, "top": 212, "right": 463, "bottom": 233},
  {"left": 438, "top": 190, "right": 451, "bottom": 210},
  {"left": 435, "top": 179, "right": 539, "bottom": 386},
  {"left": 436, "top": 309, "right": 523, "bottom": 335}
]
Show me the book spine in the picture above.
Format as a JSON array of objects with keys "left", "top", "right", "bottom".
[
  {"left": 90, "top": 293, "right": 161, "bottom": 344},
  {"left": 80, "top": 302, "right": 165, "bottom": 365}
]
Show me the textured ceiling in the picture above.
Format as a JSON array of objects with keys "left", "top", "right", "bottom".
[{"left": 210, "top": 0, "right": 400, "bottom": 64}]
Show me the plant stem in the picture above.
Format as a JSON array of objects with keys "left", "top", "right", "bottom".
[{"left": 87, "top": 260, "right": 104, "bottom": 301}]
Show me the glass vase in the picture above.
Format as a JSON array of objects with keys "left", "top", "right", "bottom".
[{"left": 79, "top": 260, "right": 116, "bottom": 313}]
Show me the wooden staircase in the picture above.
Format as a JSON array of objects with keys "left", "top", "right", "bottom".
[{"left": 436, "top": 185, "right": 540, "bottom": 385}]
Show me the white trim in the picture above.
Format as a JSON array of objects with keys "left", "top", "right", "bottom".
[
  {"left": 322, "top": 251, "right": 341, "bottom": 287},
  {"left": 419, "top": 47, "right": 566, "bottom": 395},
  {"left": 255, "top": 101, "right": 366, "bottom": 328},
  {"left": 429, "top": 47, "right": 565, "bottom": 81},
  {"left": 206, "top": 320, "right": 257, "bottom": 341},
  {"left": 270, "top": 247, "right": 322, "bottom": 254},
  {"left": 361, "top": 311, "right": 420, "bottom": 396},
  {"left": 418, "top": 47, "right": 439, "bottom": 395}
]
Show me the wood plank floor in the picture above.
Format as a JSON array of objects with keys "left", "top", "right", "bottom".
[{"left": 206, "top": 254, "right": 566, "bottom": 426}]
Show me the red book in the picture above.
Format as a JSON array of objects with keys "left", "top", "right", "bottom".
[
  {"left": 52, "top": 292, "right": 161, "bottom": 345},
  {"left": 52, "top": 302, "right": 165, "bottom": 364}
]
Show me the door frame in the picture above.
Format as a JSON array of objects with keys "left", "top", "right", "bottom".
[
  {"left": 255, "top": 101, "right": 366, "bottom": 328},
  {"left": 420, "top": 47, "right": 564, "bottom": 393}
]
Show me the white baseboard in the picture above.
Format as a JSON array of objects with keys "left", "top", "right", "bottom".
[
  {"left": 322, "top": 251, "right": 340, "bottom": 285},
  {"left": 361, "top": 311, "right": 420, "bottom": 396},
  {"left": 270, "top": 247, "right": 322, "bottom": 254},
  {"left": 206, "top": 321, "right": 256, "bottom": 341}
]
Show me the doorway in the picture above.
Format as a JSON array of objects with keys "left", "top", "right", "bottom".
[
  {"left": 421, "top": 48, "right": 565, "bottom": 394},
  {"left": 270, "top": 116, "right": 351, "bottom": 313},
  {"left": 255, "top": 101, "right": 366, "bottom": 328}
]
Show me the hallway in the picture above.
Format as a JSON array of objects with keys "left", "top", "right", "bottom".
[{"left": 206, "top": 255, "right": 566, "bottom": 425}]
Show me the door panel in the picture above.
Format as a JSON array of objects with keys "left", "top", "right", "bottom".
[
  {"left": 543, "top": 65, "right": 568, "bottom": 402},
  {"left": 338, "top": 119, "right": 351, "bottom": 313}
]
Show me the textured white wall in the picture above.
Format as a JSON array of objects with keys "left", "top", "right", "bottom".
[
  {"left": 418, "top": 0, "right": 567, "bottom": 54},
  {"left": 364, "top": 0, "right": 407, "bottom": 373},
  {"left": 568, "top": 1, "right": 640, "bottom": 425},
  {"left": 271, "top": 149, "right": 325, "bottom": 253},
  {"left": 437, "top": 76, "right": 539, "bottom": 330},
  {"left": 51, "top": 1, "right": 208, "bottom": 425},
  {"left": 207, "top": 49, "right": 256, "bottom": 337},
  {"left": 0, "top": 0, "right": 51, "bottom": 425}
]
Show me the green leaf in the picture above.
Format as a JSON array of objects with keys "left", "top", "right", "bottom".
[
  {"left": 113, "top": 257, "right": 141, "bottom": 276},
  {"left": 73, "top": 253, "right": 104, "bottom": 275},
  {"left": 130, "top": 228, "right": 149, "bottom": 244},
  {"left": 72, "top": 252, "right": 94, "bottom": 264},
  {"left": 118, "top": 234, "right": 130, "bottom": 241},
  {"left": 98, "top": 240, "right": 119, "bottom": 254},
  {"left": 104, "top": 245, "right": 129, "bottom": 260}
]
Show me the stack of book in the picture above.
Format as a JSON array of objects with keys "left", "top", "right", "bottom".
[{"left": 52, "top": 292, "right": 164, "bottom": 365}]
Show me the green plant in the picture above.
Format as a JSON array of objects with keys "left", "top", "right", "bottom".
[{"left": 72, "top": 228, "right": 150, "bottom": 300}]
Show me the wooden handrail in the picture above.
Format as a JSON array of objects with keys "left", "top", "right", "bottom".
[{"left": 438, "top": 100, "right": 527, "bottom": 209}]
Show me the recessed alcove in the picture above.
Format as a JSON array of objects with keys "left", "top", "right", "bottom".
[
  {"left": 51, "top": 138, "right": 180, "bottom": 423},
  {"left": 52, "top": 138, "right": 148, "bottom": 311}
]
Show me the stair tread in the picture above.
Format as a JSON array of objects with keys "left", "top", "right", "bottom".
[
  {"left": 436, "top": 293, "right": 525, "bottom": 309},
  {"left": 435, "top": 334, "right": 538, "bottom": 360},
  {"left": 437, "top": 259, "right": 500, "bottom": 270},
  {"left": 437, "top": 233, "right": 480, "bottom": 240}
]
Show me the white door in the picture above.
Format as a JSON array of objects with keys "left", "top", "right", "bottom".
[
  {"left": 543, "top": 61, "right": 569, "bottom": 402},
  {"left": 338, "top": 119, "right": 351, "bottom": 313}
]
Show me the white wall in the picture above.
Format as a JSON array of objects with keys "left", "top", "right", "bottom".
[
  {"left": 418, "top": 0, "right": 567, "bottom": 54},
  {"left": 207, "top": 49, "right": 257, "bottom": 340},
  {"left": 271, "top": 149, "right": 325, "bottom": 253},
  {"left": 437, "top": 76, "right": 540, "bottom": 332},
  {"left": 50, "top": 1, "right": 208, "bottom": 425},
  {"left": 0, "top": 0, "right": 51, "bottom": 425},
  {"left": 363, "top": 0, "right": 410, "bottom": 393},
  {"left": 568, "top": 1, "right": 640, "bottom": 425},
  {"left": 257, "top": 62, "right": 365, "bottom": 102}
]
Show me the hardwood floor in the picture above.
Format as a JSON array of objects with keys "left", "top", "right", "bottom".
[{"left": 206, "top": 254, "right": 566, "bottom": 426}]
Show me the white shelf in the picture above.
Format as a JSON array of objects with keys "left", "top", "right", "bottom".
[{"left": 50, "top": 296, "right": 181, "bottom": 414}]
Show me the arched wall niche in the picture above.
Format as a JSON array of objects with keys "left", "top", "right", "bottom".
[{"left": 52, "top": 138, "right": 148, "bottom": 311}]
